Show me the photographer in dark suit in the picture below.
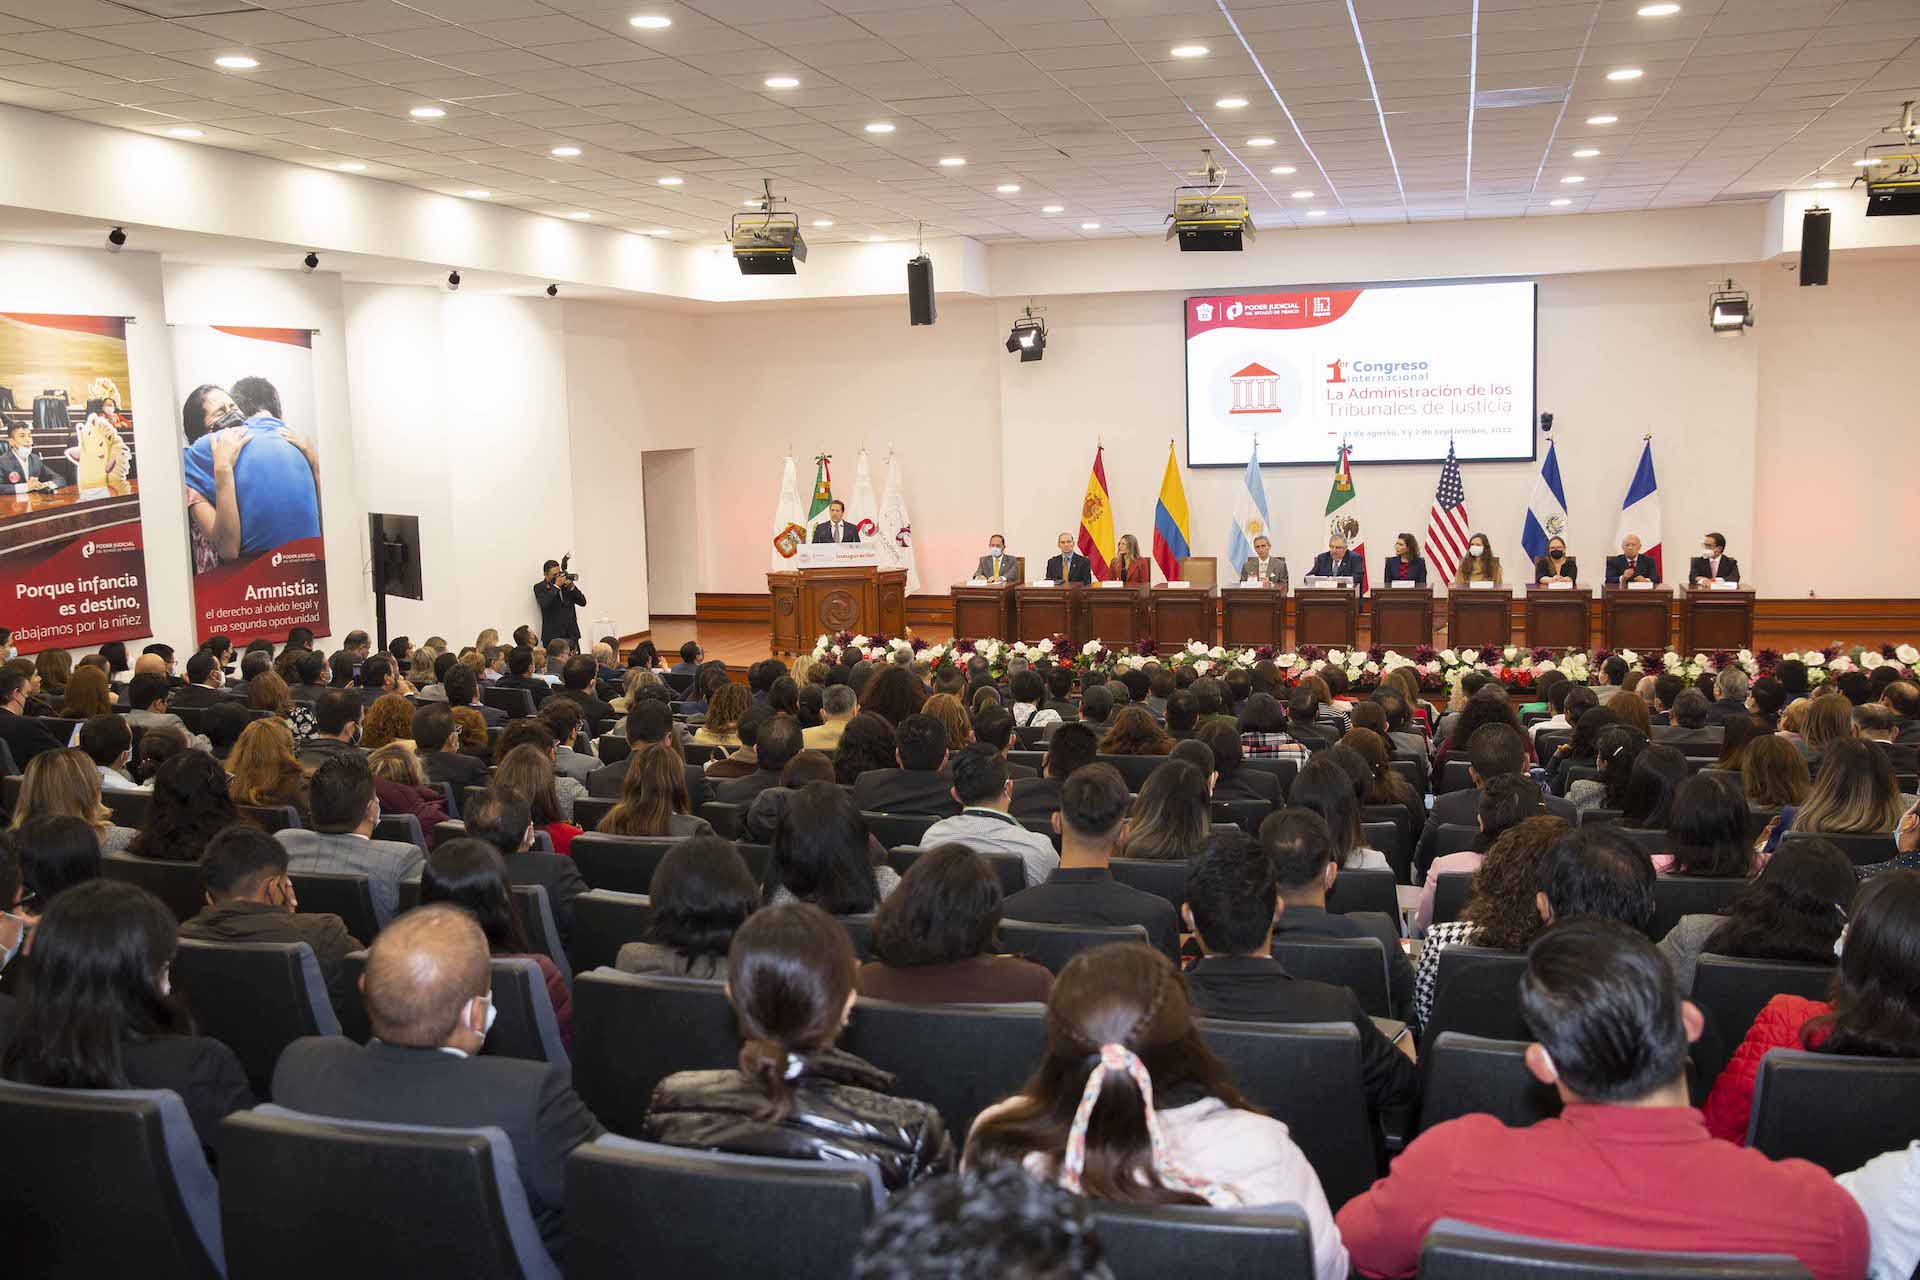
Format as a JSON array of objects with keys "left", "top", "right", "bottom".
[
  {"left": 1605, "top": 533, "right": 1659, "bottom": 586},
  {"left": 1043, "top": 531, "right": 1092, "bottom": 584},
  {"left": 533, "top": 558, "right": 585, "bottom": 643},
  {"left": 1689, "top": 532, "right": 1741, "bottom": 586},
  {"left": 810, "top": 499, "right": 860, "bottom": 544}
]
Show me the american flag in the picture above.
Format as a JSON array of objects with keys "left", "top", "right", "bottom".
[{"left": 1427, "top": 441, "right": 1471, "bottom": 582}]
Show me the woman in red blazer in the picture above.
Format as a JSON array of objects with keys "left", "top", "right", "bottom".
[{"left": 1111, "top": 533, "right": 1152, "bottom": 585}]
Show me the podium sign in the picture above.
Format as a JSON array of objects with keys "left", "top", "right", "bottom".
[{"left": 793, "top": 543, "right": 878, "bottom": 569}]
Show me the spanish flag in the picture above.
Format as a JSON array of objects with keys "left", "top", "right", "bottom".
[
  {"left": 1152, "top": 440, "right": 1191, "bottom": 582},
  {"left": 1077, "top": 445, "right": 1114, "bottom": 580}
]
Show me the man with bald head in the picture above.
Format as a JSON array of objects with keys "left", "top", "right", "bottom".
[
  {"left": 1606, "top": 533, "right": 1659, "bottom": 586},
  {"left": 272, "top": 903, "right": 605, "bottom": 1261}
]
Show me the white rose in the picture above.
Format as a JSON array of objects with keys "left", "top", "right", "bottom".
[
  {"left": 1804, "top": 651, "right": 1825, "bottom": 668},
  {"left": 1621, "top": 649, "right": 1639, "bottom": 665},
  {"left": 1082, "top": 640, "right": 1102, "bottom": 656},
  {"left": 1502, "top": 646, "right": 1518, "bottom": 662},
  {"left": 1187, "top": 641, "right": 1207, "bottom": 656},
  {"left": 1781, "top": 652, "right": 1800, "bottom": 663},
  {"left": 1898, "top": 644, "right": 1920, "bottom": 666},
  {"left": 1209, "top": 646, "right": 1224, "bottom": 660},
  {"left": 1661, "top": 651, "right": 1681, "bottom": 669},
  {"left": 1278, "top": 653, "right": 1297, "bottom": 667},
  {"left": 1194, "top": 660, "right": 1212, "bottom": 674},
  {"left": 1440, "top": 649, "right": 1458, "bottom": 665},
  {"left": 1365, "top": 660, "right": 1380, "bottom": 674},
  {"left": 1863, "top": 651, "right": 1885, "bottom": 670},
  {"left": 1328, "top": 649, "right": 1346, "bottom": 665}
]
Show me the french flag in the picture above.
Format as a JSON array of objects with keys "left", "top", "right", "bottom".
[{"left": 1613, "top": 437, "right": 1662, "bottom": 579}]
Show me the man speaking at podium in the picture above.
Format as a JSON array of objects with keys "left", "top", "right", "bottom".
[{"left": 811, "top": 500, "right": 860, "bottom": 544}]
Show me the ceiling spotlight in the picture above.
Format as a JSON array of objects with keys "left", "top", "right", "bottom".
[
  {"left": 812, "top": 219, "right": 833, "bottom": 227},
  {"left": 1270, "top": 165, "right": 1296, "bottom": 175},
  {"left": 546, "top": 284, "right": 559, "bottom": 297},
  {"left": 628, "top": 14, "right": 671, "bottom": 28},
  {"left": 167, "top": 127, "right": 203, "bottom": 138},
  {"left": 1708, "top": 278, "right": 1753, "bottom": 333},
  {"left": 409, "top": 106, "right": 445, "bottom": 118},
  {"left": 865, "top": 121, "right": 894, "bottom": 133},
  {"left": 764, "top": 76, "right": 799, "bottom": 88},
  {"left": 1586, "top": 114, "right": 1618, "bottom": 125},
  {"left": 1214, "top": 96, "right": 1248, "bottom": 109},
  {"left": 1306, "top": 209, "right": 1327, "bottom": 217},
  {"left": 1560, "top": 175, "right": 1585, "bottom": 183},
  {"left": 106, "top": 226, "right": 127, "bottom": 253},
  {"left": 1854, "top": 158, "right": 1881, "bottom": 166},
  {"left": 1636, "top": 2, "right": 1680, "bottom": 13},
  {"left": 1006, "top": 306, "right": 1047, "bottom": 362},
  {"left": 215, "top": 55, "right": 258, "bottom": 69},
  {"left": 1291, "top": 189, "right": 1313, "bottom": 199},
  {"left": 1572, "top": 147, "right": 1600, "bottom": 157},
  {"left": 447, "top": 270, "right": 461, "bottom": 291},
  {"left": 1550, "top": 198, "right": 1573, "bottom": 206},
  {"left": 1081, "top": 222, "right": 1100, "bottom": 230},
  {"left": 337, "top": 162, "right": 366, "bottom": 172},
  {"left": 1042, "top": 204, "right": 1064, "bottom": 213},
  {"left": 1606, "top": 67, "right": 1644, "bottom": 81},
  {"left": 464, "top": 189, "right": 491, "bottom": 198},
  {"left": 1170, "top": 44, "right": 1208, "bottom": 58},
  {"left": 564, "top": 211, "right": 590, "bottom": 220},
  {"left": 551, "top": 146, "right": 581, "bottom": 157},
  {"left": 1246, "top": 137, "right": 1276, "bottom": 147},
  {"left": 302, "top": 252, "right": 319, "bottom": 273},
  {"left": 732, "top": 178, "right": 807, "bottom": 274},
  {"left": 939, "top": 157, "right": 966, "bottom": 166},
  {"left": 656, "top": 176, "right": 682, "bottom": 185}
]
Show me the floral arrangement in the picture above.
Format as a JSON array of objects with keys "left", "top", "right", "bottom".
[{"left": 809, "top": 632, "right": 1920, "bottom": 696}]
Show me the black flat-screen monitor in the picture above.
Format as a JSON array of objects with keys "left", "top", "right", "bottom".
[{"left": 368, "top": 513, "right": 423, "bottom": 601}]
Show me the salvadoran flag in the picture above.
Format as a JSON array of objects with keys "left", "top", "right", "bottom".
[
  {"left": 1521, "top": 432, "right": 1569, "bottom": 564},
  {"left": 1613, "top": 436, "right": 1662, "bottom": 579},
  {"left": 1225, "top": 439, "right": 1271, "bottom": 572}
]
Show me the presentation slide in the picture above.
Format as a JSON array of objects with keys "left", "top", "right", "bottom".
[{"left": 1184, "top": 280, "right": 1536, "bottom": 467}]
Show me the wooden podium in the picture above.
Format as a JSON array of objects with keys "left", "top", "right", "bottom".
[
  {"left": 1295, "top": 584, "right": 1358, "bottom": 647},
  {"left": 951, "top": 582, "right": 1016, "bottom": 639},
  {"left": 1151, "top": 585, "right": 1215, "bottom": 647},
  {"left": 1016, "top": 585, "right": 1084, "bottom": 647},
  {"left": 1527, "top": 586, "right": 1592, "bottom": 650},
  {"left": 1370, "top": 587, "right": 1433, "bottom": 651},
  {"left": 1603, "top": 585, "right": 1673, "bottom": 652},
  {"left": 1680, "top": 586, "right": 1756, "bottom": 652},
  {"left": 1085, "top": 584, "right": 1146, "bottom": 646},
  {"left": 1447, "top": 587, "right": 1514, "bottom": 648},
  {"left": 1221, "top": 585, "right": 1286, "bottom": 648},
  {"left": 768, "top": 566, "right": 905, "bottom": 654}
]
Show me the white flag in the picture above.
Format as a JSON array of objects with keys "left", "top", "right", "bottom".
[
  {"left": 847, "top": 450, "right": 880, "bottom": 542},
  {"left": 876, "top": 454, "right": 919, "bottom": 593},
  {"left": 769, "top": 453, "right": 806, "bottom": 571}
]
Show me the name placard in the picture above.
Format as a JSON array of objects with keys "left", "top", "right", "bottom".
[
  {"left": 1710, "top": 579, "right": 1742, "bottom": 590},
  {"left": 1627, "top": 580, "right": 1655, "bottom": 590},
  {"left": 1546, "top": 580, "right": 1573, "bottom": 590},
  {"left": 1469, "top": 580, "right": 1498, "bottom": 590}
]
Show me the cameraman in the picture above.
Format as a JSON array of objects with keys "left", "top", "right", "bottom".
[{"left": 533, "top": 558, "right": 586, "bottom": 644}]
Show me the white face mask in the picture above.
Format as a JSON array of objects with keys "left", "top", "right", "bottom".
[
  {"left": 985, "top": 547, "right": 1003, "bottom": 559},
  {"left": 1470, "top": 545, "right": 1485, "bottom": 557}
]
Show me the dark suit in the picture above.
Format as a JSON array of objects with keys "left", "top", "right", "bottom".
[
  {"left": 1273, "top": 905, "right": 1416, "bottom": 1029},
  {"left": 811, "top": 519, "right": 860, "bottom": 544},
  {"left": 714, "top": 767, "right": 785, "bottom": 807},
  {"left": 1870, "top": 739, "right": 1920, "bottom": 776},
  {"left": 1416, "top": 784, "right": 1576, "bottom": 878},
  {"left": 533, "top": 578, "right": 586, "bottom": 642},
  {"left": 1605, "top": 553, "right": 1659, "bottom": 586},
  {"left": 1043, "top": 552, "right": 1092, "bottom": 585},
  {"left": 1009, "top": 777, "right": 1062, "bottom": 825},
  {"left": 0, "top": 445, "right": 60, "bottom": 492},
  {"left": 495, "top": 675, "right": 551, "bottom": 708},
  {"left": 851, "top": 767, "right": 960, "bottom": 817},
  {"left": 1214, "top": 768, "right": 1283, "bottom": 808},
  {"left": 272, "top": 1037, "right": 604, "bottom": 1261},
  {"left": 1531, "top": 556, "right": 1577, "bottom": 585},
  {"left": 287, "top": 681, "right": 331, "bottom": 705},
  {"left": 1003, "top": 866, "right": 1178, "bottom": 959},
  {"left": 421, "top": 748, "right": 490, "bottom": 793},
  {"left": 1183, "top": 955, "right": 1418, "bottom": 1113},
  {"left": 1704, "top": 696, "right": 1749, "bottom": 726},
  {"left": 1654, "top": 725, "right": 1724, "bottom": 751},
  {"left": 0, "top": 708, "right": 62, "bottom": 767},
  {"left": 1308, "top": 551, "right": 1363, "bottom": 580},
  {"left": 168, "top": 683, "right": 224, "bottom": 710},
  {"left": 553, "top": 688, "right": 616, "bottom": 725},
  {"left": 1381, "top": 555, "right": 1426, "bottom": 586},
  {"left": 504, "top": 848, "right": 588, "bottom": 943},
  {"left": 466, "top": 699, "right": 509, "bottom": 727},
  {"left": 1689, "top": 554, "right": 1741, "bottom": 583}
]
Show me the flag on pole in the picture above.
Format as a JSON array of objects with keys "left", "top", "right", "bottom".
[
  {"left": 1077, "top": 445, "right": 1115, "bottom": 580},
  {"left": 1151, "top": 441, "right": 1191, "bottom": 582},
  {"left": 1225, "top": 438, "right": 1271, "bottom": 573},
  {"left": 1614, "top": 436, "right": 1663, "bottom": 579},
  {"left": 769, "top": 453, "right": 806, "bottom": 568},
  {"left": 847, "top": 450, "right": 880, "bottom": 541},
  {"left": 1521, "top": 430, "right": 1569, "bottom": 565},
  {"left": 1426, "top": 440, "right": 1471, "bottom": 583},
  {"left": 806, "top": 454, "right": 834, "bottom": 523},
  {"left": 876, "top": 452, "right": 919, "bottom": 593},
  {"left": 1324, "top": 440, "right": 1368, "bottom": 594}
]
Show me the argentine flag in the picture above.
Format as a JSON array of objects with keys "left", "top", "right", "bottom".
[
  {"left": 1521, "top": 434, "right": 1570, "bottom": 564},
  {"left": 1614, "top": 437, "right": 1663, "bottom": 579},
  {"left": 1226, "top": 440, "right": 1272, "bottom": 572}
]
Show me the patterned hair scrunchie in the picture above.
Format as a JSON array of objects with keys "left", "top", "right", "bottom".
[{"left": 1057, "top": 1043, "right": 1238, "bottom": 1207}]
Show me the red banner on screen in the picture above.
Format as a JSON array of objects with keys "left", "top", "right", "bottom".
[
  {"left": 1186, "top": 290, "right": 1363, "bottom": 337},
  {"left": 190, "top": 535, "right": 328, "bottom": 642},
  {"left": 5, "top": 517, "right": 151, "bottom": 649}
]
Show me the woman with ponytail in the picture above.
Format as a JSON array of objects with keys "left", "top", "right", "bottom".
[
  {"left": 964, "top": 942, "right": 1348, "bottom": 1280},
  {"left": 643, "top": 902, "right": 953, "bottom": 1190}
]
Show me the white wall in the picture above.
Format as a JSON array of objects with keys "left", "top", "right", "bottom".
[{"left": 642, "top": 450, "right": 698, "bottom": 617}]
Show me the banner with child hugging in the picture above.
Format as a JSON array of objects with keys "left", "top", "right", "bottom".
[
  {"left": 173, "top": 325, "right": 330, "bottom": 646},
  {"left": 0, "top": 312, "right": 152, "bottom": 650}
]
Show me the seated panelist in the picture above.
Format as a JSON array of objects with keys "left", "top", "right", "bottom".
[
  {"left": 1043, "top": 532, "right": 1092, "bottom": 585},
  {"left": 1240, "top": 535, "right": 1288, "bottom": 585},
  {"left": 1689, "top": 532, "right": 1741, "bottom": 586},
  {"left": 973, "top": 534, "right": 1017, "bottom": 582},
  {"left": 810, "top": 499, "right": 860, "bottom": 544},
  {"left": 1382, "top": 532, "right": 1426, "bottom": 586},
  {"left": 1605, "top": 533, "right": 1659, "bottom": 586},
  {"left": 1308, "top": 532, "right": 1364, "bottom": 581},
  {"left": 1109, "top": 533, "right": 1150, "bottom": 585},
  {"left": 1452, "top": 533, "right": 1502, "bottom": 586},
  {"left": 1533, "top": 536, "right": 1577, "bottom": 585}
]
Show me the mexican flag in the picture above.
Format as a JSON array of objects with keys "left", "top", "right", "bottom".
[
  {"left": 806, "top": 454, "right": 834, "bottom": 523},
  {"left": 1324, "top": 440, "right": 1368, "bottom": 595}
]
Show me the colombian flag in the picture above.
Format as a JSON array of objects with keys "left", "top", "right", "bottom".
[
  {"left": 1152, "top": 441, "right": 1191, "bottom": 582},
  {"left": 1077, "top": 445, "right": 1114, "bottom": 580}
]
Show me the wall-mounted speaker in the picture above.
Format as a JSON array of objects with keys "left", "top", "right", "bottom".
[
  {"left": 907, "top": 254, "right": 936, "bottom": 326},
  {"left": 1799, "top": 207, "right": 1830, "bottom": 287}
]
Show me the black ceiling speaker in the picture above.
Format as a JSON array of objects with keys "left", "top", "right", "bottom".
[{"left": 1799, "top": 206, "right": 1830, "bottom": 287}]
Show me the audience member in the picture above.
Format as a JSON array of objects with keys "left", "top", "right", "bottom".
[
  {"left": 852, "top": 1164, "right": 1108, "bottom": 1280},
  {"left": 850, "top": 713, "right": 958, "bottom": 816},
  {"left": 1415, "top": 773, "right": 1545, "bottom": 933},
  {"left": 614, "top": 837, "right": 757, "bottom": 979},
  {"left": 297, "top": 689, "right": 362, "bottom": 771},
  {"left": 1653, "top": 773, "right": 1753, "bottom": 876},
  {"left": 421, "top": 837, "right": 571, "bottom": 1050},
  {"left": 715, "top": 713, "right": 806, "bottom": 807},
  {"left": 1619, "top": 743, "right": 1687, "bottom": 829},
  {"left": 411, "top": 703, "right": 487, "bottom": 791},
  {"left": 1711, "top": 713, "right": 1765, "bottom": 771},
  {"left": 1413, "top": 816, "right": 1569, "bottom": 1029},
  {"left": 1235, "top": 692, "right": 1309, "bottom": 764},
  {"left": 0, "top": 668, "right": 64, "bottom": 764},
  {"left": 226, "top": 717, "right": 311, "bottom": 821},
  {"left": 1288, "top": 754, "right": 1388, "bottom": 871},
  {"left": 599, "top": 742, "right": 713, "bottom": 837},
  {"left": 857, "top": 845, "right": 1053, "bottom": 1004},
  {"left": 11, "top": 748, "right": 136, "bottom": 853},
  {"left": 1114, "top": 760, "right": 1210, "bottom": 862},
  {"left": 767, "top": 782, "right": 898, "bottom": 912},
  {"left": 276, "top": 754, "right": 425, "bottom": 926},
  {"left": 1856, "top": 703, "right": 1920, "bottom": 776},
  {"left": 804, "top": 684, "right": 859, "bottom": 751},
  {"left": 366, "top": 742, "right": 450, "bottom": 838},
  {"left": 1096, "top": 705, "right": 1171, "bottom": 757},
  {"left": 833, "top": 711, "right": 898, "bottom": 787},
  {"left": 1010, "top": 723, "right": 1096, "bottom": 826},
  {"left": 78, "top": 712, "right": 139, "bottom": 794},
  {"left": 1657, "top": 837, "right": 1856, "bottom": 989},
  {"left": 461, "top": 789, "right": 585, "bottom": 942},
  {"left": 493, "top": 740, "right": 585, "bottom": 853},
  {"left": 920, "top": 744, "right": 1059, "bottom": 886},
  {"left": 1742, "top": 732, "right": 1812, "bottom": 811},
  {"left": 1762, "top": 738, "right": 1908, "bottom": 853},
  {"left": 128, "top": 750, "right": 238, "bottom": 863},
  {"left": 1002, "top": 764, "right": 1177, "bottom": 958}
]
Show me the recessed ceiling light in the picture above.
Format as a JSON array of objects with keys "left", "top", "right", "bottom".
[
  {"left": 1246, "top": 136, "right": 1276, "bottom": 147},
  {"left": 657, "top": 176, "right": 683, "bottom": 185},
  {"left": 865, "top": 121, "right": 894, "bottom": 133},
  {"left": 1550, "top": 198, "right": 1573, "bottom": 206},
  {"left": 1270, "top": 165, "right": 1297, "bottom": 175},
  {"left": 647, "top": 228, "right": 671, "bottom": 236},
  {"left": 628, "top": 14, "right": 671, "bottom": 28},
  {"left": 1081, "top": 221, "right": 1100, "bottom": 230},
  {"left": 996, "top": 183, "right": 1021, "bottom": 193},
  {"left": 764, "top": 76, "right": 799, "bottom": 89},
  {"left": 1813, "top": 180, "right": 1838, "bottom": 188},
  {"left": 1214, "top": 96, "right": 1248, "bottom": 109},
  {"left": 741, "top": 199, "right": 760, "bottom": 207},
  {"left": 1586, "top": 114, "right": 1619, "bottom": 125},
  {"left": 1042, "top": 204, "right": 1064, "bottom": 213},
  {"left": 1306, "top": 209, "right": 1327, "bottom": 217},
  {"left": 812, "top": 219, "right": 833, "bottom": 227},
  {"left": 214, "top": 55, "right": 257, "bottom": 69},
  {"left": 464, "top": 189, "right": 491, "bottom": 198},
  {"left": 1560, "top": 175, "right": 1585, "bottom": 183},
  {"left": 409, "top": 106, "right": 445, "bottom": 118},
  {"left": 1605, "top": 67, "right": 1643, "bottom": 81},
  {"left": 565, "top": 211, "right": 590, "bottom": 220},
  {"left": 1291, "top": 189, "right": 1313, "bottom": 199},
  {"left": 552, "top": 146, "right": 582, "bottom": 158},
  {"left": 1170, "top": 44, "right": 1208, "bottom": 58},
  {"left": 337, "top": 162, "right": 366, "bottom": 172},
  {"left": 939, "top": 156, "right": 966, "bottom": 166},
  {"left": 167, "top": 127, "right": 203, "bottom": 138},
  {"left": 1572, "top": 147, "right": 1600, "bottom": 157},
  {"left": 1854, "top": 158, "right": 1879, "bottom": 166},
  {"left": 869, "top": 234, "right": 886, "bottom": 241},
  {"left": 1636, "top": 2, "right": 1680, "bottom": 14}
]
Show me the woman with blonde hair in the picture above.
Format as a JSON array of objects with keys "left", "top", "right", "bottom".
[
  {"left": 366, "top": 742, "right": 449, "bottom": 837},
  {"left": 1382, "top": 663, "right": 1435, "bottom": 735},
  {"left": 360, "top": 692, "right": 416, "bottom": 751},
  {"left": 1607, "top": 689, "right": 1654, "bottom": 738},
  {"left": 248, "top": 670, "right": 315, "bottom": 741},
  {"left": 227, "top": 718, "right": 311, "bottom": 820},
  {"left": 1766, "top": 739, "right": 1907, "bottom": 847},
  {"left": 922, "top": 693, "right": 974, "bottom": 754},
  {"left": 1800, "top": 693, "right": 1854, "bottom": 765},
  {"left": 1110, "top": 532, "right": 1150, "bottom": 584},
  {"left": 1451, "top": 531, "right": 1502, "bottom": 585},
  {"left": 611, "top": 665, "right": 662, "bottom": 714},
  {"left": 11, "top": 747, "right": 137, "bottom": 852},
  {"left": 475, "top": 628, "right": 500, "bottom": 653},
  {"left": 695, "top": 682, "right": 750, "bottom": 749},
  {"left": 57, "top": 665, "right": 114, "bottom": 720},
  {"left": 493, "top": 743, "right": 584, "bottom": 854},
  {"left": 600, "top": 743, "right": 713, "bottom": 838}
]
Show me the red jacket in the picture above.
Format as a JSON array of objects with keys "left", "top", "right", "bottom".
[
  {"left": 1701, "top": 993, "right": 1830, "bottom": 1144},
  {"left": 1111, "top": 556, "right": 1151, "bottom": 585},
  {"left": 373, "top": 778, "right": 450, "bottom": 846}
]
